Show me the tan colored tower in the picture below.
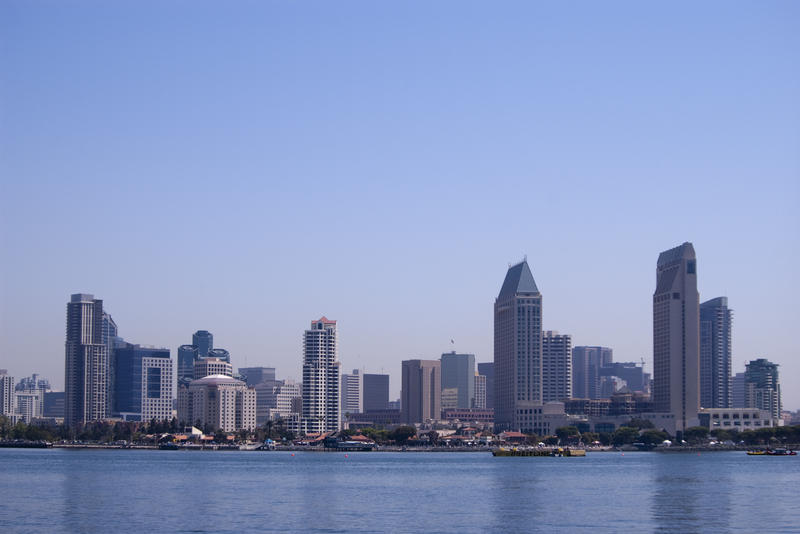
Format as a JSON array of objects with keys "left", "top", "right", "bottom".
[{"left": 653, "top": 243, "right": 700, "bottom": 433}]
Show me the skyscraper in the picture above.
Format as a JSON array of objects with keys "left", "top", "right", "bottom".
[
  {"left": 542, "top": 331, "right": 572, "bottom": 402},
  {"left": 571, "top": 346, "right": 613, "bottom": 399},
  {"left": 477, "top": 362, "right": 494, "bottom": 410},
  {"left": 0, "top": 371, "right": 14, "bottom": 417},
  {"left": 744, "top": 358, "right": 781, "bottom": 420},
  {"left": 440, "top": 352, "right": 476, "bottom": 410},
  {"left": 653, "top": 243, "right": 700, "bottom": 432},
  {"left": 341, "top": 369, "right": 363, "bottom": 415},
  {"left": 302, "top": 317, "right": 340, "bottom": 433},
  {"left": 113, "top": 343, "right": 173, "bottom": 422},
  {"left": 192, "top": 330, "right": 213, "bottom": 357},
  {"left": 700, "top": 297, "right": 733, "bottom": 409},
  {"left": 494, "top": 260, "right": 542, "bottom": 432},
  {"left": 401, "top": 359, "right": 441, "bottom": 424},
  {"left": 363, "top": 374, "right": 390, "bottom": 411},
  {"left": 65, "top": 294, "right": 109, "bottom": 426}
]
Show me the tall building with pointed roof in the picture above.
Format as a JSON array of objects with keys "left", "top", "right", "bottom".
[
  {"left": 653, "top": 243, "right": 700, "bottom": 433},
  {"left": 494, "top": 260, "right": 543, "bottom": 432},
  {"left": 302, "top": 317, "right": 340, "bottom": 433}
]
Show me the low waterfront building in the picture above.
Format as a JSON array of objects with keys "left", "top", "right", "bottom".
[
  {"left": 178, "top": 374, "right": 256, "bottom": 432},
  {"left": 346, "top": 409, "right": 402, "bottom": 429},
  {"left": 441, "top": 408, "right": 494, "bottom": 427},
  {"left": 698, "top": 408, "right": 779, "bottom": 430}
]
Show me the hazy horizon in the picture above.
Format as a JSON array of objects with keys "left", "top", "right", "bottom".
[{"left": 1, "top": 2, "right": 798, "bottom": 409}]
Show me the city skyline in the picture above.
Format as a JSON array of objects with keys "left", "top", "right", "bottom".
[{"left": 1, "top": 2, "right": 798, "bottom": 410}]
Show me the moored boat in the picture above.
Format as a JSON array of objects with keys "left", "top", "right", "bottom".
[{"left": 492, "top": 447, "right": 586, "bottom": 457}]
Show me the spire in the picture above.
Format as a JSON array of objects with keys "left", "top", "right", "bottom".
[{"left": 498, "top": 260, "right": 539, "bottom": 298}]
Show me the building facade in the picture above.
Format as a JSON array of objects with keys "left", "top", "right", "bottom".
[
  {"left": 744, "top": 358, "right": 781, "bottom": 420},
  {"left": 113, "top": 343, "right": 173, "bottom": 422},
  {"left": 363, "top": 374, "right": 390, "bottom": 412},
  {"left": 302, "top": 317, "right": 340, "bottom": 433},
  {"left": 341, "top": 369, "right": 363, "bottom": 415},
  {"left": 474, "top": 373, "right": 487, "bottom": 410},
  {"left": 65, "top": 294, "right": 109, "bottom": 426},
  {"left": 178, "top": 374, "right": 256, "bottom": 432},
  {"left": 494, "top": 260, "right": 543, "bottom": 432},
  {"left": 194, "top": 357, "right": 233, "bottom": 379},
  {"left": 401, "top": 359, "right": 441, "bottom": 425},
  {"left": 542, "top": 331, "right": 572, "bottom": 402},
  {"left": 653, "top": 243, "right": 700, "bottom": 433},
  {"left": 440, "top": 352, "right": 476, "bottom": 410},
  {"left": 572, "top": 346, "right": 613, "bottom": 399},
  {"left": 477, "top": 362, "right": 494, "bottom": 410},
  {"left": 238, "top": 367, "right": 276, "bottom": 387},
  {"left": 700, "top": 297, "right": 733, "bottom": 409}
]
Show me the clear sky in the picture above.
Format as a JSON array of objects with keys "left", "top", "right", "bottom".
[{"left": 1, "top": 1, "right": 798, "bottom": 409}]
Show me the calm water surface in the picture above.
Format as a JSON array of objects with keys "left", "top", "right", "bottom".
[{"left": 1, "top": 448, "right": 797, "bottom": 533}]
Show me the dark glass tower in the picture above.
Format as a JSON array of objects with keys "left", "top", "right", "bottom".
[{"left": 700, "top": 297, "right": 733, "bottom": 408}]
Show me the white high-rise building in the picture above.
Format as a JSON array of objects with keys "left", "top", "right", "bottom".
[
  {"left": 302, "top": 317, "right": 340, "bottom": 433},
  {"left": 653, "top": 243, "right": 700, "bottom": 433},
  {"left": 0, "top": 371, "right": 14, "bottom": 417},
  {"left": 542, "top": 331, "right": 572, "bottom": 402},
  {"left": 341, "top": 369, "right": 363, "bottom": 416}
]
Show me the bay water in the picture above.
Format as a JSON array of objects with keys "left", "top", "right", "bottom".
[{"left": 1, "top": 448, "right": 797, "bottom": 533}]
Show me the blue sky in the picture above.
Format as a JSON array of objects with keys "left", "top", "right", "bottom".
[{"left": 1, "top": 1, "right": 798, "bottom": 408}]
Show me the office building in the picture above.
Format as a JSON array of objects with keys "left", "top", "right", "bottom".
[
  {"left": 494, "top": 260, "right": 542, "bottom": 432},
  {"left": 14, "top": 391, "right": 41, "bottom": 422},
  {"left": 653, "top": 243, "right": 700, "bottom": 432},
  {"left": 193, "top": 330, "right": 213, "bottom": 357},
  {"left": 401, "top": 359, "right": 441, "bottom": 425},
  {"left": 43, "top": 392, "right": 65, "bottom": 419},
  {"left": 571, "top": 346, "right": 613, "bottom": 399},
  {"left": 14, "top": 374, "right": 51, "bottom": 417},
  {"left": 302, "top": 317, "right": 340, "bottom": 433},
  {"left": 732, "top": 372, "right": 746, "bottom": 408},
  {"left": 113, "top": 343, "right": 173, "bottom": 422},
  {"left": 239, "top": 367, "right": 276, "bottom": 387},
  {"left": 341, "top": 369, "right": 363, "bottom": 415},
  {"left": 178, "top": 374, "right": 256, "bottom": 432},
  {"left": 177, "top": 345, "right": 199, "bottom": 385},
  {"left": 441, "top": 352, "right": 476, "bottom": 410},
  {"left": 177, "top": 331, "right": 230, "bottom": 386},
  {"left": 744, "top": 358, "right": 781, "bottom": 420},
  {"left": 542, "top": 331, "right": 571, "bottom": 402},
  {"left": 477, "top": 362, "right": 494, "bottom": 410},
  {"left": 474, "top": 373, "right": 487, "bottom": 410},
  {"left": 194, "top": 357, "right": 233, "bottom": 379},
  {"left": 598, "top": 362, "right": 649, "bottom": 394},
  {"left": 65, "top": 294, "right": 109, "bottom": 426},
  {"left": 255, "top": 380, "right": 301, "bottom": 425},
  {"left": 363, "top": 374, "right": 390, "bottom": 412},
  {"left": 699, "top": 297, "right": 733, "bottom": 409}
]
